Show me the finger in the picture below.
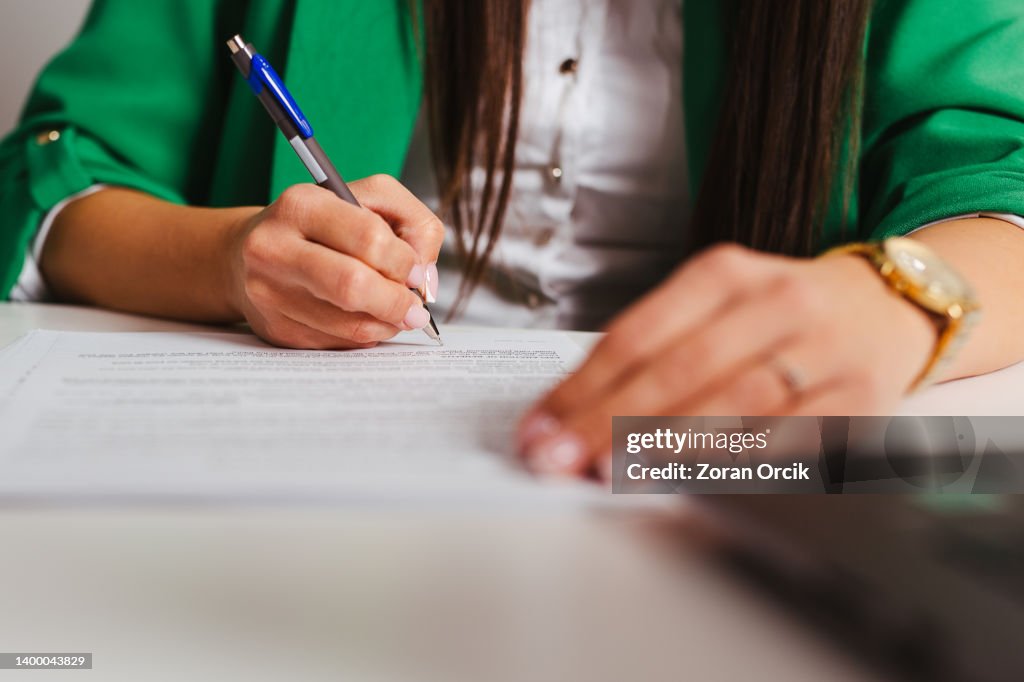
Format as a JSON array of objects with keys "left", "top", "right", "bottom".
[
  {"left": 522, "top": 359, "right": 796, "bottom": 479},
  {"left": 526, "top": 245, "right": 785, "bottom": 429},
  {"left": 677, "top": 325, "right": 853, "bottom": 417},
  {"left": 522, "top": 278, "right": 848, "bottom": 478},
  {"left": 278, "top": 184, "right": 421, "bottom": 286},
  {"left": 680, "top": 361, "right": 798, "bottom": 417},
  {"left": 599, "top": 244, "right": 783, "bottom": 365},
  {"left": 257, "top": 312, "right": 377, "bottom": 351},
  {"left": 526, "top": 365, "right": 834, "bottom": 481},
  {"left": 351, "top": 174, "right": 446, "bottom": 266},
  {"left": 542, "top": 340, "right": 867, "bottom": 480},
  {"left": 534, "top": 272, "right": 825, "bottom": 430},
  {"left": 288, "top": 241, "right": 429, "bottom": 330},
  {"left": 276, "top": 286, "right": 402, "bottom": 345}
]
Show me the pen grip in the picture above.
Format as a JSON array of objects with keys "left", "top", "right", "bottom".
[{"left": 305, "top": 138, "right": 360, "bottom": 207}]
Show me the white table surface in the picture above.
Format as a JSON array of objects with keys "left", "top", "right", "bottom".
[{"left": 5, "top": 301, "right": 1004, "bottom": 681}]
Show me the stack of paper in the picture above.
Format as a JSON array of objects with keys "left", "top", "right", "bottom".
[{"left": 0, "top": 329, "right": 607, "bottom": 505}]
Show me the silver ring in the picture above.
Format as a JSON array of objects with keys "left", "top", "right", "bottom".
[{"left": 773, "top": 357, "right": 807, "bottom": 397}]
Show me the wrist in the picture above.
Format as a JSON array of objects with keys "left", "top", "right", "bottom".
[
  {"left": 817, "top": 253, "right": 938, "bottom": 391},
  {"left": 219, "top": 206, "right": 262, "bottom": 321}
]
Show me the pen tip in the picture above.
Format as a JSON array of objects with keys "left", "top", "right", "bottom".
[{"left": 437, "top": 338, "right": 444, "bottom": 347}]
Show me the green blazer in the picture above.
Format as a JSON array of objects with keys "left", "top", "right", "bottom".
[{"left": 3, "top": 0, "right": 1024, "bottom": 299}]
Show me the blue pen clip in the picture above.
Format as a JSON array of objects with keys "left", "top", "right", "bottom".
[{"left": 246, "top": 54, "right": 314, "bottom": 139}]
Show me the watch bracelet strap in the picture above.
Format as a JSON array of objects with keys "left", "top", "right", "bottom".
[{"left": 912, "top": 311, "right": 978, "bottom": 391}]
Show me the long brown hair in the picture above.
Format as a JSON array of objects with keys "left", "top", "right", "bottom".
[{"left": 421, "top": 1, "right": 872, "bottom": 307}]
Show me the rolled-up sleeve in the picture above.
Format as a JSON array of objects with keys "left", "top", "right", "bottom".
[
  {"left": 860, "top": 0, "right": 1024, "bottom": 239},
  {"left": 0, "top": 0, "right": 231, "bottom": 299}
]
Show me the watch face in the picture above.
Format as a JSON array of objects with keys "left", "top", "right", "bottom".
[{"left": 883, "top": 238, "right": 975, "bottom": 312}]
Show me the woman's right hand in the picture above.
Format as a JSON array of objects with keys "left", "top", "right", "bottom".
[{"left": 227, "top": 175, "right": 444, "bottom": 349}]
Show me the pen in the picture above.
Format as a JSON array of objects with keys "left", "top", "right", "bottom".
[{"left": 226, "top": 34, "right": 442, "bottom": 346}]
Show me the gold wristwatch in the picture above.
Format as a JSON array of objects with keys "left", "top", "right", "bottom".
[{"left": 827, "top": 237, "right": 981, "bottom": 391}]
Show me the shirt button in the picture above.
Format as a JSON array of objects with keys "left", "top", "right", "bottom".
[
  {"left": 549, "top": 165, "right": 563, "bottom": 182},
  {"left": 36, "top": 130, "right": 61, "bottom": 145},
  {"left": 559, "top": 58, "right": 578, "bottom": 75},
  {"left": 534, "top": 228, "right": 554, "bottom": 247}
]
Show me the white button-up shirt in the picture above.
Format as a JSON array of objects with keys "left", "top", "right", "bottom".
[{"left": 402, "top": 0, "right": 689, "bottom": 331}]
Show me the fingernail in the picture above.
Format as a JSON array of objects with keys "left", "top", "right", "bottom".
[
  {"left": 406, "top": 263, "right": 426, "bottom": 289},
  {"left": 518, "top": 411, "right": 560, "bottom": 450},
  {"left": 526, "top": 432, "right": 587, "bottom": 475},
  {"left": 426, "top": 262, "right": 439, "bottom": 303},
  {"left": 403, "top": 303, "right": 431, "bottom": 330}
]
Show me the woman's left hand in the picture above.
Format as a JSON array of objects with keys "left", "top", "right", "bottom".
[{"left": 517, "top": 243, "right": 938, "bottom": 479}]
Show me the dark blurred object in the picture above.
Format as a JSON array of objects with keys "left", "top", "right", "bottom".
[{"left": 703, "top": 495, "right": 1024, "bottom": 682}]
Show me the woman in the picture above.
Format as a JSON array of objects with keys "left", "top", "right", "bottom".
[{"left": 2, "top": 0, "right": 1024, "bottom": 479}]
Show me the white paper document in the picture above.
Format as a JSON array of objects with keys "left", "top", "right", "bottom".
[{"left": 0, "top": 328, "right": 604, "bottom": 503}]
